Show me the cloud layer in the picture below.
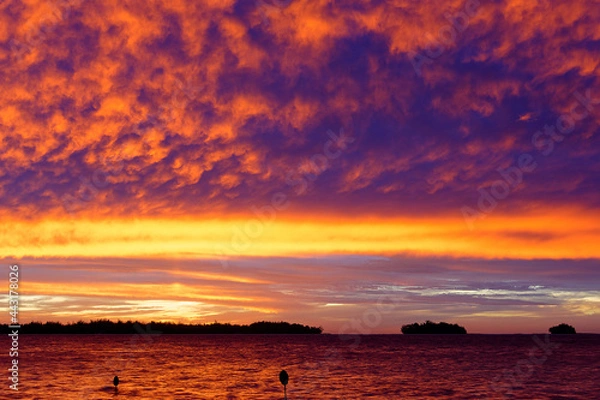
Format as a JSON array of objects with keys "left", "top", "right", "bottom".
[
  {"left": 1, "top": 0, "right": 599, "bottom": 219},
  {"left": 2, "top": 0, "right": 599, "bottom": 331},
  {"left": 4, "top": 255, "right": 599, "bottom": 333}
]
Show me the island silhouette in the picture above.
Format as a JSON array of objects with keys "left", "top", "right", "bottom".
[
  {"left": 0, "top": 320, "right": 323, "bottom": 334},
  {"left": 401, "top": 320, "right": 467, "bottom": 334},
  {"left": 549, "top": 323, "right": 576, "bottom": 334}
]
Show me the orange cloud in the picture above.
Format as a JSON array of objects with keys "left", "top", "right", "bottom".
[{"left": 1, "top": 207, "right": 599, "bottom": 260}]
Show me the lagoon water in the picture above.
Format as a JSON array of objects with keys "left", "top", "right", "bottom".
[{"left": 14, "top": 334, "right": 600, "bottom": 399}]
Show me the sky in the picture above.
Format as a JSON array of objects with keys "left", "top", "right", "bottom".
[{"left": 1, "top": 0, "right": 599, "bottom": 333}]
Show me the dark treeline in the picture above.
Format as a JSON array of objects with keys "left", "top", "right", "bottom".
[
  {"left": 549, "top": 323, "right": 576, "bottom": 334},
  {"left": 0, "top": 320, "right": 323, "bottom": 334},
  {"left": 401, "top": 320, "right": 467, "bottom": 334}
]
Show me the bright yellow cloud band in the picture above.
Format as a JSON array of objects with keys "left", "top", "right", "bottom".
[{"left": 3, "top": 208, "right": 599, "bottom": 260}]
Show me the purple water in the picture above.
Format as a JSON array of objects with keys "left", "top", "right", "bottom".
[{"left": 6, "top": 334, "right": 600, "bottom": 399}]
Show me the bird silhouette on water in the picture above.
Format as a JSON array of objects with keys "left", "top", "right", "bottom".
[
  {"left": 279, "top": 370, "right": 289, "bottom": 400},
  {"left": 113, "top": 375, "right": 119, "bottom": 388}
]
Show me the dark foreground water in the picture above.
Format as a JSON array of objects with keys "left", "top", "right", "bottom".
[{"left": 7, "top": 334, "right": 600, "bottom": 399}]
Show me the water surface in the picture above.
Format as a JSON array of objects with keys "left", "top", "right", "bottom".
[{"left": 13, "top": 334, "right": 600, "bottom": 399}]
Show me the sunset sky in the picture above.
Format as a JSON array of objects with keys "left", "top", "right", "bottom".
[{"left": 1, "top": 0, "right": 599, "bottom": 333}]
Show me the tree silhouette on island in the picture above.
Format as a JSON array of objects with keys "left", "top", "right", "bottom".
[
  {"left": 0, "top": 320, "right": 323, "bottom": 334},
  {"left": 549, "top": 323, "right": 576, "bottom": 334},
  {"left": 401, "top": 320, "right": 467, "bottom": 334}
]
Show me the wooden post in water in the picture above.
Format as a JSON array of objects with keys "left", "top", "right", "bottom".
[{"left": 279, "top": 370, "right": 289, "bottom": 400}]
